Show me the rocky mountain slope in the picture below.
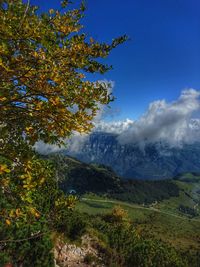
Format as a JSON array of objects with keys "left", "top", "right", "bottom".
[{"left": 66, "top": 132, "right": 200, "bottom": 179}]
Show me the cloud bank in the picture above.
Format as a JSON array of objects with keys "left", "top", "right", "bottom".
[
  {"left": 97, "top": 89, "right": 200, "bottom": 146},
  {"left": 35, "top": 88, "right": 200, "bottom": 154},
  {"left": 35, "top": 133, "right": 89, "bottom": 155}
]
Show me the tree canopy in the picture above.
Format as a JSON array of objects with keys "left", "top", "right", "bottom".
[
  {"left": 0, "top": 0, "right": 127, "bottom": 159},
  {"left": 0, "top": 1, "right": 126, "bottom": 265}
]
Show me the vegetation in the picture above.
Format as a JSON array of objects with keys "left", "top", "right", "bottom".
[
  {"left": 157, "top": 173, "right": 200, "bottom": 217},
  {"left": 0, "top": 0, "right": 126, "bottom": 265},
  {"left": 49, "top": 153, "right": 200, "bottom": 266},
  {"left": 87, "top": 207, "right": 189, "bottom": 267},
  {"left": 0, "top": 1, "right": 199, "bottom": 266},
  {"left": 174, "top": 172, "right": 200, "bottom": 183},
  {"left": 0, "top": 0, "right": 127, "bottom": 151},
  {"left": 77, "top": 197, "right": 200, "bottom": 266},
  {"left": 49, "top": 154, "right": 181, "bottom": 204},
  {"left": 178, "top": 204, "right": 198, "bottom": 217}
]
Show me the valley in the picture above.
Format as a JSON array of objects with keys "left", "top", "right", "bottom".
[
  {"left": 46, "top": 154, "right": 200, "bottom": 267},
  {"left": 49, "top": 154, "right": 200, "bottom": 218},
  {"left": 47, "top": 153, "right": 200, "bottom": 263}
]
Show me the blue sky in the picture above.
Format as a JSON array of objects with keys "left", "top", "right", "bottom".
[{"left": 30, "top": 0, "right": 200, "bottom": 120}]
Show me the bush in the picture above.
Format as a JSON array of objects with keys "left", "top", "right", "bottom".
[
  {"left": 91, "top": 212, "right": 188, "bottom": 267},
  {"left": 84, "top": 253, "right": 98, "bottom": 264},
  {"left": 54, "top": 209, "right": 89, "bottom": 240},
  {"left": 0, "top": 220, "right": 54, "bottom": 267}
]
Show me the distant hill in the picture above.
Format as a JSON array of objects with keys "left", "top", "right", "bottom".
[
  {"left": 48, "top": 154, "right": 180, "bottom": 204},
  {"left": 47, "top": 153, "right": 200, "bottom": 217},
  {"left": 65, "top": 132, "right": 200, "bottom": 180},
  {"left": 174, "top": 172, "right": 200, "bottom": 183},
  {"left": 48, "top": 154, "right": 121, "bottom": 194}
]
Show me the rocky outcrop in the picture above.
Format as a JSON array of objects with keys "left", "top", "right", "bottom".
[{"left": 54, "top": 235, "right": 105, "bottom": 267}]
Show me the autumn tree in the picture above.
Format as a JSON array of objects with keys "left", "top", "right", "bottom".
[
  {"left": 0, "top": 0, "right": 126, "bottom": 157},
  {"left": 0, "top": 0, "right": 126, "bottom": 265}
]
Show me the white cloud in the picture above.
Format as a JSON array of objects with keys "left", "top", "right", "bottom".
[
  {"left": 35, "top": 133, "right": 89, "bottom": 155},
  {"left": 100, "top": 88, "right": 200, "bottom": 147},
  {"left": 35, "top": 88, "right": 200, "bottom": 154},
  {"left": 94, "top": 118, "right": 134, "bottom": 134},
  {"left": 34, "top": 141, "right": 63, "bottom": 155}
]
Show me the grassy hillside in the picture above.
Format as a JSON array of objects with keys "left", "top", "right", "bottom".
[
  {"left": 76, "top": 195, "right": 200, "bottom": 260},
  {"left": 155, "top": 173, "right": 200, "bottom": 217},
  {"left": 48, "top": 154, "right": 180, "bottom": 204},
  {"left": 48, "top": 154, "right": 200, "bottom": 217}
]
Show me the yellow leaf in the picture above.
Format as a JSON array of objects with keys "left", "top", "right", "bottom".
[
  {"left": 35, "top": 211, "right": 40, "bottom": 218},
  {"left": 0, "top": 164, "right": 10, "bottom": 175},
  {"left": 51, "top": 96, "right": 60, "bottom": 105},
  {"left": 39, "top": 177, "right": 45, "bottom": 184},
  {"left": 0, "top": 96, "right": 7, "bottom": 102},
  {"left": 25, "top": 126, "right": 34, "bottom": 133},
  {"left": 0, "top": 58, "right": 11, "bottom": 71},
  {"left": 6, "top": 219, "right": 11, "bottom": 226},
  {"left": 49, "top": 9, "right": 54, "bottom": 14},
  {"left": 90, "top": 37, "right": 94, "bottom": 43},
  {"left": 29, "top": 207, "right": 40, "bottom": 218},
  {"left": 15, "top": 208, "right": 21, "bottom": 217},
  {"left": 1, "top": 178, "right": 9, "bottom": 186}
]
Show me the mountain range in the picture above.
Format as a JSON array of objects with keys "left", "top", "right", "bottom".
[{"left": 65, "top": 132, "right": 200, "bottom": 180}]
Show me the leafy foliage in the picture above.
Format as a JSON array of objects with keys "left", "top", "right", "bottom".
[
  {"left": 0, "top": 156, "right": 79, "bottom": 266},
  {"left": 54, "top": 209, "right": 88, "bottom": 240},
  {"left": 0, "top": 218, "right": 54, "bottom": 267},
  {"left": 0, "top": 0, "right": 126, "bottom": 154},
  {"left": 0, "top": 1, "right": 195, "bottom": 267},
  {"left": 0, "top": 1, "right": 126, "bottom": 265}
]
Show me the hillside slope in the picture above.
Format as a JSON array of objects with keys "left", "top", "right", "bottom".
[
  {"left": 48, "top": 154, "right": 200, "bottom": 217},
  {"left": 48, "top": 154, "right": 180, "bottom": 204}
]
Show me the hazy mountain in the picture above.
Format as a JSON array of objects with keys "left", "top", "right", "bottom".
[{"left": 65, "top": 132, "right": 200, "bottom": 180}]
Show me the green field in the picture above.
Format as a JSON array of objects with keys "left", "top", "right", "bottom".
[{"left": 77, "top": 195, "right": 200, "bottom": 253}]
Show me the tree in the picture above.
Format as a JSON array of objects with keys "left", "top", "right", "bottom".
[
  {"left": 0, "top": 1, "right": 126, "bottom": 265},
  {"left": 0, "top": 0, "right": 127, "bottom": 158}
]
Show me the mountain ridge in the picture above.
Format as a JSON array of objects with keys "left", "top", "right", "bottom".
[
  {"left": 48, "top": 154, "right": 181, "bottom": 205},
  {"left": 65, "top": 132, "right": 200, "bottom": 180}
]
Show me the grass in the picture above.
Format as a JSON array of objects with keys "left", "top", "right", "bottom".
[
  {"left": 77, "top": 195, "right": 200, "bottom": 253},
  {"left": 155, "top": 180, "right": 200, "bottom": 217}
]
